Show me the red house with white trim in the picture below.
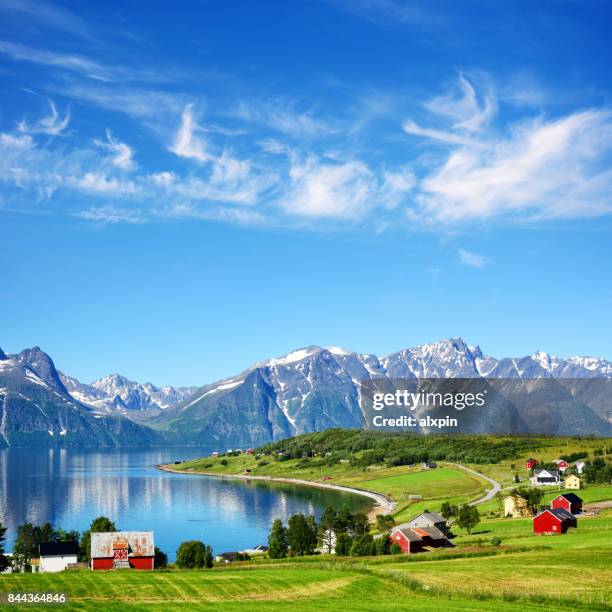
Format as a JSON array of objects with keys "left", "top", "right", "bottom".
[
  {"left": 551, "top": 493, "right": 583, "bottom": 515},
  {"left": 533, "top": 508, "right": 576, "bottom": 535},
  {"left": 554, "top": 460, "right": 570, "bottom": 472},
  {"left": 91, "top": 532, "right": 155, "bottom": 570},
  {"left": 525, "top": 458, "right": 538, "bottom": 469}
]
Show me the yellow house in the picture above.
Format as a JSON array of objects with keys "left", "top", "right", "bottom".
[
  {"left": 503, "top": 495, "right": 531, "bottom": 518},
  {"left": 564, "top": 474, "right": 582, "bottom": 489}
]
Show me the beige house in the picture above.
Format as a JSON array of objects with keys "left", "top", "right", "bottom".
[
  {"left": 504, "top": 495, "right": 531, "bottom": 518},
  {"left": 564, "top": 474, "right": 582, "bottom": 490}
]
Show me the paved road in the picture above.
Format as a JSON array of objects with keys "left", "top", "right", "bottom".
[{"left": 447, "top": 462, "right": 502, "bottom": 506}]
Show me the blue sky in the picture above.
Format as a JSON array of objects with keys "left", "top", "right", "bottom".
[{"left": 1, "top": 0, "right": 611, "bottom": 386}]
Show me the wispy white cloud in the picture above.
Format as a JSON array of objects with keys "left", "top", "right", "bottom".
[
  {"left": 94, "top": 129, "right": 135, "bottom": 171},
  {"left": 54, "top": 82, "right": 187, "bottom": 119},
  {"left": 70, "top": 172, "right": 139, "bottom": 195},
  {"left": 232, "top": 100, "right": 334, "bottom": 138},
  {"left": 283, "top": 156, "right": 413, "bottom": 219},
  {"left": 425, "top": 73, "right": 496, "bottom": 132},
  {"left": 328, "top": 0, "right": 442, "bottom": 30},
  {"left": 169, "top": 104, "right": 210, "bottom": 162},
  {"left": 458, "top": 248, "right": 485, "bottom": 268},
  {"left": 74, "top": 205, "right": 146, "bottom": 224},
  {"left": 403, "top": 120, "right": 482, "bottom": 147},
  {"left": 417, "top": 110, "right": 612, "bottom": 223},
  {"left": 0, "top": 40, "right": 166, "bottom": 83},
  {"left": 0, "top": 0, "right": 93, "bottom": 39},
  {"left": 18, "top": 100, "right": 70, "bottom": 136}
]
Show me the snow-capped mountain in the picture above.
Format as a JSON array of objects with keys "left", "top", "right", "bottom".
[
  {"left": 157, "top": 337, "right": 611, "bottom": 444},
  {"left": 58, "top": 372, "right": 196, "bottom": 412},
  {"left": 2, "top": 338, "right": 610, "bottom": 448},
  {"left": 0, "top": 347, "right": 160, "bottom": 448}
]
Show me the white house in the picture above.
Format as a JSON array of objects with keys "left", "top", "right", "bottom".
[
  {"left": 240, "top": 544, "right": 268, "bottom": 556},
  {"left": 39, "top": 542, "right": 79, "bottom": 573},
  {"left": 530, "top": 468, "right": 560, "bottom": 486},
  {"left": 575, "top": 461, "right": 586, "bottom": 474}
]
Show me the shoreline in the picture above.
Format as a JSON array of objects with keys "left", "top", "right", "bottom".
[{"left": 156, "top": 464, "right": 396, "bottom": 519}]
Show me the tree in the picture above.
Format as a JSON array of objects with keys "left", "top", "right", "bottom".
[
  {"left": 375, "top": 534, "right": 391, "bottom": 556},
  {"left": 455, "top": 505, "right": 480, "bottom": 534},
  {"left": 287, "top": 513, "right": 314, "bottom": 556},
  {"left": 80, "top": 516, "right": 116, "bottom": 563},
  {"left": 53, "top": 528, "right": 80, "bottom": 544},
  {"left": 440, "top": 502, "right": 458, "bottom": 519},
  {"left": 335, "top": 504, "right": 354, "bottom": 533},
  {"left": 389, "top": 542, "right": 402, "bottom": 555},
  {"left": 350, "top": 534, "right": 375, "bottom": 557},
  {"left": 305, "top": 515, "right": 318, "bottom": 555},
  {"left": 12, "top": 523, "right": 37, "bottom": 572},
  {"left": 511, "top": 487, "right": 544, "bottom": 514},
  {"left": 176, "top": 540, "right": 212, "bottom": 569},
  {"left": 0, "top": 521, "right": 9, "bottom": 572},
  {"left": 154, "top": 546, "right": 168, "bottom": 569},
  {"left": 317, "top": 506, "right": 337, "bottom": 554},
  {"left": 375, "top": 514, "right": 395, "bottom": 533},
  {"left": 268, "top": 519, "right": 288, "bottom": 559},
  {"left": 335, "top": 532, "right": 351, "bottom": 556},
  {"left": 351, "top": 513, "right": 370, "bottom": 536}
]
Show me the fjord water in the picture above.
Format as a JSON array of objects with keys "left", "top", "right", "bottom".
[{"left": 0, "top": 447, "right": 370, "bottom": 559}]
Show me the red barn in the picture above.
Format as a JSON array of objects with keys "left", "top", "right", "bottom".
[
  {"left": 390, "top": 526, "right": 450, "bottom": 553},
  {"left": 525, "top": 458, "right": 538, "bottom": 469},
  {"left": 554, "top": 460, "right": 570, "bottom": 472},
  {"left": 533, "top": 508, "right": 576, "bottom": 535},
  {"left": 551, "top": 493, "right": 583, "bottom": 515},
  {"left": 91, "top": 532, "right": 155, "bottom": 570}
]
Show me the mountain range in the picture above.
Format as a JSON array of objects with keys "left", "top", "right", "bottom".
[{"left": 0, "top": 338, "right": 610, "bottom": 448}]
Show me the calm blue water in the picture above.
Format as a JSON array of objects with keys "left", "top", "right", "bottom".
[{"left": 0, "top": 447, "right": 370, "bottom": 560}]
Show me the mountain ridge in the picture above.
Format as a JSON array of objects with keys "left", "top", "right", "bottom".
[{"left": 1, "top": 338, "right": 610, "bottom": 448}]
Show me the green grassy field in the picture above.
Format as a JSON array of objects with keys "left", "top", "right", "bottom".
[{"left": 2, "top": 516, "right": 611, "bottom": 612}]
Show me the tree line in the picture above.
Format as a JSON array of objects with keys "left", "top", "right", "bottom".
[
  {"left": 268, "top": 504, "right": 401, "bottom": 558},
  {"left": 259, "top": 429, "right": 546, "bottom": 467}
]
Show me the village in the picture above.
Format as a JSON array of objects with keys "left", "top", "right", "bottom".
[{"left": 0, "top": 451, "right": 601, "bottom": 574}]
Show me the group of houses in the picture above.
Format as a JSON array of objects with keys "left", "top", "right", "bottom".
[
  {"left": 23, "top": 532, "right": 156, "bottom": 573},
  {"left": 504, "top": 486, "right": 583, "bottom": 535},
  {"left": 533, "top": 493, "right": 582, "bottom": 535},
  {"left": 527, "top": 458, "right": 584, "bottom": 489}
]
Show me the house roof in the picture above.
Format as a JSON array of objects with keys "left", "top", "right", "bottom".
[
  {"left": 392, "top": 525, "right": 447, "bottom": 542},
  {"left": 90, "top": 532, "right": 154, "bottom": 558},
  {"left": 39, "top": 541, "right": 79, "bottom": 557},
  {"left": 412, "top": 511, "right": 446, "bottom": 524},
  {"left": 394, "top": 528, "right": 423, "bottom": 542},
  {"left": 534, "top": 469, "right": 559, "bottom": 478},
  {"left": 536, "top": 508, "right": 575, "bottom": 522},
  {"left": 554, "top": 493, "right": 583, "bottom": 504}
]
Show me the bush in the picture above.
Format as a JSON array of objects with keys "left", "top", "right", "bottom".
[
  {"left": 176, "top": 540, "right": 213, "bottom": 569},
  {"left": 154, "top": 546, "right": 168, "bottom": 568},
  {"left": 490, "top": 536, "right": 502, "bottom": 546},
  {"left": 220, "top": 459, "right": 228, "bottom": 466},
  {"left": 390, "top": 543, "right": 402, "bottom": 555}
]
